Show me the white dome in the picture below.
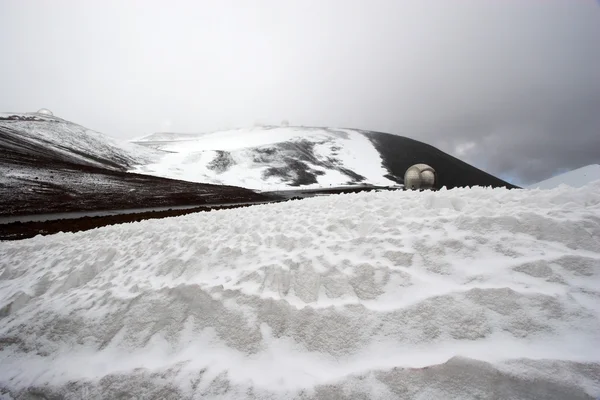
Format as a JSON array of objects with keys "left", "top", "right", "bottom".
[
  {"left": 404, "top": 164, "right": 436, "bottom": 190},
  {"left": 36, "top": 108, "right": 53, "bottom": 116}
]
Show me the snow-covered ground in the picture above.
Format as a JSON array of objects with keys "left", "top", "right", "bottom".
[
  {"left": 131, "top": 127, "right": 398, "bottom": 190},
  {"left": 1, "top": 184, "right": 600, "bottom": 399},
  {"left": 529, "top": 164, "right": 600, "bottom": 190}
]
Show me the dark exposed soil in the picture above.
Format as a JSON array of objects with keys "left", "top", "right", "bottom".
[
  {"left": 0, "top": 165, "right": 276, "bottom": 216},
  {"left": 0, "top": 162, "right": 275, "bottom": 217}
]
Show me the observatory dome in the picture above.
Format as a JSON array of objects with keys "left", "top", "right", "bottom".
[
  {"left": 36, "top": 108, "right": 53, "bottom": 116},
  {"left": 404, "top": 164, "right": 436, "bottom": 190}
]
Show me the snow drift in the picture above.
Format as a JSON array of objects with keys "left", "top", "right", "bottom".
[{"left": 1, "top": 184, "right": 599, "bottom": 399}]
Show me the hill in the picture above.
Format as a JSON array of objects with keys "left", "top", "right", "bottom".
[
  {"left": 528, "top": 164, "right": 600, "bottom": 189},
  {"left": 132, "top": 126, "right": 517, "bottom": 190},
  {"left": 0, "top": 113, "right": 272, "bottom": 216}
]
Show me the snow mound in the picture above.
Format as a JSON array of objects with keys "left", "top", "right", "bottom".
[
  {"left": 1, "top": 184, "right": 600, "bottom": 399},
  {"left": 529, "top": 164, "right": 600, "bottom": 189}
]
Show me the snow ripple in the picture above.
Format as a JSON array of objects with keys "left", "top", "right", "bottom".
[{"left": 1, "top": 184, "right": 600, "bottom": 399}]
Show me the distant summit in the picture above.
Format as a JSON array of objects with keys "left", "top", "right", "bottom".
[
  {"left": 528, "top": 164, "right": 600, "bottom": 189},
  {"left": 132, "top": 126, "right": 517, "bottom": 190}
]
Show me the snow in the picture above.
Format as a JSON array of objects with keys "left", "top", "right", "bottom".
[
  {"left": 131, "top": 126, "right": 397, "bottom": 190},
  {"left": 313, "top": 129, "right": 392, "bottom": 185},
  {"left": 1, "top": 184, "right": 600, "bottom": 399},
  {"left": 529, "top": 164, "right": 600, "bottom": 189}
]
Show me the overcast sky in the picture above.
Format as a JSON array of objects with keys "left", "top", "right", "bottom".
[{"left": 1, "top": 0, "right": 599, "bottom": 185}]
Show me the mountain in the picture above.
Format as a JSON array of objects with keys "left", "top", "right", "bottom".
[
  {"left": 0, "top": 112, "right": 156, "bottom": 170},
  {"left": 1, "top": 113, "right": 516, "bottom": 216},
  {"left": 0, "top": 113, "right": 272, "bottom": 216},
  {"left": 528, "top": 164, "right": 600, "bottom": 189},
  {"left": 132, "top": 126, "right": 517, "bottom": 190}
]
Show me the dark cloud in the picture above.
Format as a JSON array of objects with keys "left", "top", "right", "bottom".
[{"left": 1, "top": 0, "right": 599, "bottom": 185}]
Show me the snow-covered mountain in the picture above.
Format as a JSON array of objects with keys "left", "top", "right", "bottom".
[
  {"left": 0, "top": 112, "right": 157, "bottom": 170},
  {"left": 132, "top": 127, "right": 392, "bottom": 190},
  {"left": 0, "top": 113, "right": 270, "bottom": 216},
  {"left": 0, "top": 112, "right": 517, "bottom": 215},
  {"left": 1, "top": 184, "right": 599, "bottom": 398},
  {"left": 132, "top": 126, "right": 516, "bottom": 190},
  {"left": 529, "top": 164, "right": 600, "bottom": 189}
]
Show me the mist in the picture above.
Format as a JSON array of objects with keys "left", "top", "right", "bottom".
[{"left": 1, "top": 0, "right": 599, "bottom": 185}]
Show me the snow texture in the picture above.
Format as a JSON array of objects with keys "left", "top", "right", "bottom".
[
  {"left": 529, "top": 164, "right": 600, "bottom": 190},
  {"left": 1, "top": 184, "right": 600, "bottom": 399},
  {"left": 131, "top": 127, "right": 398, "bottom": 190}
]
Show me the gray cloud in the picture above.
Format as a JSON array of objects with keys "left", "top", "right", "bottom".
[{"left": 1, "top": 0, "right": 599, "bottom": 185}]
